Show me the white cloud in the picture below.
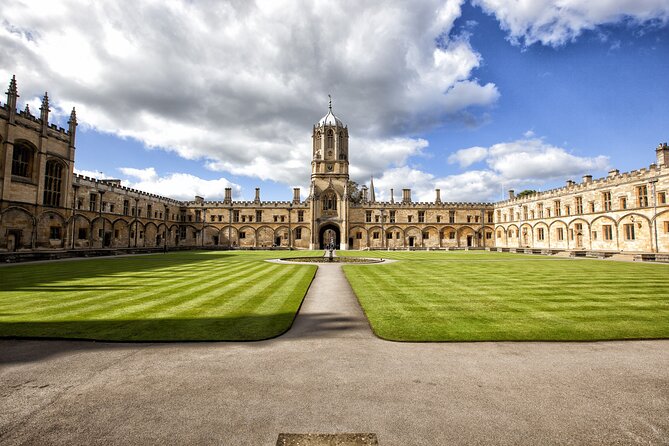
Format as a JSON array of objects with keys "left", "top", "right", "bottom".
[
  {"left": 369, "top": 136, "right": 610, "bottom": 203},
  {"left": 118, "top": 167, "right": 241, "bottom": 201},
  {"left": 474, "top": 0, "right": 669, "bottom": 46},
  {"left": 73, "top": 168, "right": 114, "bottom": 179},
  {"left": 485, "top": 138, "right": 609, "bottom": 180},
  {"left": 0, "top": 0, "right": 499, "bottom": 187},
  {"left": 448, "top": 146, "right": 488, "bottom": 167}
]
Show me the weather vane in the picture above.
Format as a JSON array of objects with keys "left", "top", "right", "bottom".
[{"left": 328, "top": 94, "right": 332, "bottom": 111}]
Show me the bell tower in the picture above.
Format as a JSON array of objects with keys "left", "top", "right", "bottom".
[
  {"left": 309, "top": 96, "right": 350, "bottom": 250},
  {"left": 311, "top": 95, "right": 349, "bottom": 180}
]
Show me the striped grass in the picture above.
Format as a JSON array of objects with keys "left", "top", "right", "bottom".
[
  {"left": 0, "top": 251, "right": 318, "bottom": 341},
  {"left": 342, "top": 250, "right": 669, "bottom": 341}
]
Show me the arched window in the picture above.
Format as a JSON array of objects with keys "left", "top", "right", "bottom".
[
  {"left": 327, "top": 129, "right": 334, "bottom": 149},
  {"left": 11, "top": 141, "right": 34, "bottom": 178},
  {"left": 322, "top": 192, "right": 337, "bottom": 211},
  {"left": 43, "top": 160, "right": 63, "bottom": 207}
]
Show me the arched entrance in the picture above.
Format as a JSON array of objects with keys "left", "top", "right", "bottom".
[{"left": 319, "top": 224, "right": 340, "bottom": 249}]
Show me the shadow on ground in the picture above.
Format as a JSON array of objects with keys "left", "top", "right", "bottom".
[
  {"left": 0, "top": 311, "right": 373, "bottom": 364},
  {"left": 1, "top": 252, "right": 236, "bottom": 291}
]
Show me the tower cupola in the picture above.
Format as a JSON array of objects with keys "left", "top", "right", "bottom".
[{"left": 312, "top": 95, "right": 349, "bottom": 179}]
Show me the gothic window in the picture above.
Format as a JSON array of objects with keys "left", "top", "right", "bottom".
[
  {"left": 50, "top": 226, "right": 61, "bottom": 239},
  {"left": 624, "top": 223, "right": 635, "bottom": 240},
  {"left": 89, "top": 193, "right": 97, "bottom": 211},
  {"left": 323, "top": 192, "right": 337, "bottom": 211},
  {"left": 327, "top": 130, "right": 334, "bottom": 149},
  {"left": 11, "top": 141, "right": 34, "bottom": 178},
  {"left": 636, "top": 186, "right": 648, "bottom": 207},
  {"left": 603, "top": 191, "right": 612, "bottom": 211},
  {"left": 43, "top": 160, "right": 63, "bottom": 207}
]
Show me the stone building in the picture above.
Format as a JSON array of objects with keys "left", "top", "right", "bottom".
[
  {"left": 494, "top": 144, "right": 669, "bottom": 254},
  {"left": 1, "top": 77, "right": 668, "bottom": 254}
]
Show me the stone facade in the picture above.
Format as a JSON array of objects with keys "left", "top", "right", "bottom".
[
  {"left": 494, "top": 149, "right": 669, "bottom": 253},
  {"left": 1, "top": 77, "right": 668, "bottom": 254}
]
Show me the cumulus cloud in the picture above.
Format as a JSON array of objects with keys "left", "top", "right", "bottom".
[
  {"left": 118, "top": 167, "right": 241, "bottom": 201},
  {"left": 486, "top": 138, "right": 609, "bottom": 180},
  {"left": 369, "top": 136, "right": 610, "bottom": 203},
  {"left": 473, "top": 0, "right": 669, "bottom": 46},
  {"left": 448, "top": 146, "right": 488, "bottom": 167},
  {"left": 73, "top": 168, "right": 114, "bottom": 179},
  {"left": 0, "top": 0, "right": 499, "bottom": 187}
]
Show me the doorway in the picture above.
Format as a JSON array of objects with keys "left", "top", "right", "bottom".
[
  {"left": 318, "top": 224, "right": 340, "bottom": 249},
  {"left": 7, "top": 230, "right": 21, "bottom": 252}
]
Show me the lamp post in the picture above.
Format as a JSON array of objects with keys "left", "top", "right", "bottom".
[
  {"left": 202, "top": 207, "right": 206, "bottom": 247},
  {"left": 134, "top": 198, "right": 139, "bottom": 248},
  {"left": 380, "top": 208, "right": 386, "bottom": 249},
  {"left": 99, "top": 190, "right": 105, "bottom": 249},
  {"left": 71, "top": 185, "right": 79, "bottom": 250},
  {"left": 650, "top": 179, "right": 659, "bottom": 253}
]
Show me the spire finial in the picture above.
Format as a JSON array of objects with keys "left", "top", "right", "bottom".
[
  {"left": 8, "top": 75, "right": 18, "bottom": 95},
  {"left": 41, "top": 91, "right": 50, "bottom": 111},
  {"left": 328, "top": 94, "right": 332, "bottom": 112}
]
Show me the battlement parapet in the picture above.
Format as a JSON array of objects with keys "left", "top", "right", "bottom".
[
  {"left": 496, "top": 164, "right": 667, "bottom": 207},
  {"left": 73, "top": 173, "right": 182, "bottom": 205}
]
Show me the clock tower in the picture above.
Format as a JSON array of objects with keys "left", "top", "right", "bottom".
[{"left": 309, "top": 97, "right": 350, "bottom": 249}]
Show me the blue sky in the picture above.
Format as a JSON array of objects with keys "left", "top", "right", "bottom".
[{"left": 2, "top": 0, "right": 668, "bottom": 202}]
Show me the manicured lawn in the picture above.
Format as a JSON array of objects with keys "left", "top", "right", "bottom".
[
  {"left": 342, "top": 250, "right": 669, "bottom": 341},
  {"left": 0, "top": 251, "right": 318, "bottom": 341}
]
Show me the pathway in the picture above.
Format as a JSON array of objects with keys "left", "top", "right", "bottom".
[{"left": 285, "top": 263, "right": 374, "bottom": 339}]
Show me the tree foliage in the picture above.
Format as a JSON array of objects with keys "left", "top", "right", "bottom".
[
  {"left": 347, "top": 181, "right": 363, "bottom": 204},
  {"left": 516, "top": 189, "right": 537, "bottom": 198}
]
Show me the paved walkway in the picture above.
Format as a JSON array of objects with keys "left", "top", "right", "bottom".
[
  {"left": 1, "top": 264, "right": 668, "bottom": 446},
  {"left": 284, "top": 263, "right": 374, "bottom": 340}
]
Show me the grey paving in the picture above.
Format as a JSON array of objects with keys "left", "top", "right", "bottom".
[{"left": 1, "top": 264, "right": 668, "bottom": 446}]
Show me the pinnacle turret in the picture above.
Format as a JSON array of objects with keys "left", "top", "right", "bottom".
[{"left": 68, "top": 107, "right": 78, "bottom": 146}]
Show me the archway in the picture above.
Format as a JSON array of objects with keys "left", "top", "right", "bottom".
[{"left": 319, "top": 224, "right": 340, "bottom": 249}]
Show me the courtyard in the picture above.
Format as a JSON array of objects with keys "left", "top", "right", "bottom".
[
  {"left": 1, "top": 250, "right": 667, "bottom": 342},
  {"left": 1, "top": 251, "right": 667, "bottom": 445}
]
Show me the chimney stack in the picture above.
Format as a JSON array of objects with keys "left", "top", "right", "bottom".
[
  {"left": 402, "top": 188, "right": 411, "bottom": 203},
  {"left": 566, "top": 180, "right": 575, "bottom": 187},
  {"left": 435, "top": 188, "right": 441, "bottom": 204},
  {"left": 361, "top": 186, "right": 368, "bottom": 202},
  {"left": 390, "top": 188, "right": 394, "bottom": 204},
  {"left": 508, "top": 190, "right": 515, "bottom": 200},
  {"left": 656, "top": 142, "right": 669, "bottom": 167},
  {"left": 608, "top": 169, "right": 619, "bottom": 178},
  {"left": 582, "top": 175, "right": 592, "bottom": 184},
  {"left": 224, "top": 187, "right": 232, "bottom": 203},
  {"left": 293, "top": 187, "right": 301, "bottom": 204},
  {"left": 254, "top": 187, "right": 260, "bottom": 203}
]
